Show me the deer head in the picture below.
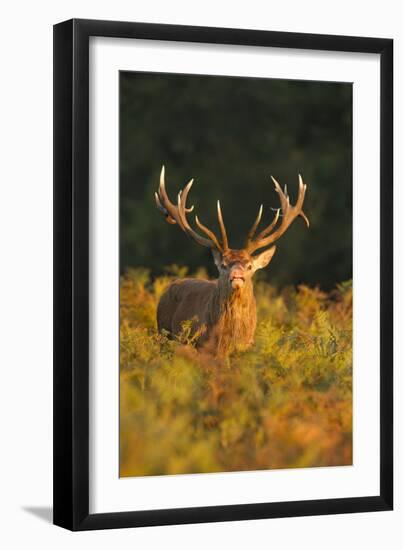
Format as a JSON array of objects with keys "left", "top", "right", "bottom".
[{"left": 155, "top": 166, "right": 309, "bottom": 292}]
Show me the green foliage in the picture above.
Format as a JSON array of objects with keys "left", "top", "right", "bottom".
[
  {"left": 120, "top": 73, "right": 352, "bottom": 289},
  {"left": 120, "top": 269, "right": 352, "bottom": 477}
]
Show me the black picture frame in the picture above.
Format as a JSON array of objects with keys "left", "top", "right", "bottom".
[{"left": 53, "top": 18, "right": 393, "bottom": 531}]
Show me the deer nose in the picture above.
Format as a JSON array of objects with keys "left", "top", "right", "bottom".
[{"left": 230, "top": 265, "right": 245, "bottom": 280}]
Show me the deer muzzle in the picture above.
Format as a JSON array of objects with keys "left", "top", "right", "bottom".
[{"left": 230, "top": 265, "right": 246, "bottom": 290}]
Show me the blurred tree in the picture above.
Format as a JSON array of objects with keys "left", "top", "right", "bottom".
[{"left": 120, "top": 72, "right": 352, "bottom": 289}]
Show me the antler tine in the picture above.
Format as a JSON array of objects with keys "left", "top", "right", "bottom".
[
  {"left": 178, "top": 185, "right": 194, "bottom": 213},
  {"left": 271, "top": 176, "right": 290, "bottom": 213},
  {"left": 195, "top": 215, "right": 223, "bottom": 251},
  {"left": 297, "top": 174, "right": 310, "bottom": 227},
  {"left": 246, "top": 175, "right": 309, "bottom": 254},
  {"left": 257, "top": 208, "right": 281, "bottom": 239},
  {"left": 177, "top": 184, "right": 223, "bottom": 251},
  {"left": 157, "top": 165, "right": 184, "bottom": 228},
  {"left": 155, "top": 191, "right": 176, "bottom": 224},
  {"left": 246, "top": 204, "right": 263, "bottom": 243},
  {"left": 217, "top": 200, "right": 229, "bottom": 251},
  {"left": 155, "top": 166, "right": 223, "bottom": 252},
  {"left": 245, "top": 207, "right": 280, "bottom": 249}
]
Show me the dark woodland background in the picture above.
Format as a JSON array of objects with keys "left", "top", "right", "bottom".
[{"left": 120, "top": 72, "right": 352, "bottom": 289}]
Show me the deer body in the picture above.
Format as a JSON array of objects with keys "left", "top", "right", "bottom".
[
  {"left": 157, "top": 277, "right": 217, "bottom": 338},
  {"left": 155, "top": 167, "right": 309, "bottom": 356},
  {"left": 157, "top": 269, "right": 257, "bottom": 355}
]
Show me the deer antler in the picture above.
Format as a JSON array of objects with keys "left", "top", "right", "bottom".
[
  {"left": 155, "top": 166, "right": 229, "bottom": 253},
  {"left": 246, "top": 174, "right": 309, "bottom": 254}
]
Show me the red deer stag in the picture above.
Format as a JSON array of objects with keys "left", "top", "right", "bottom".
[{"left": 155, "top": 166, "right": 309, "bottom": 355}]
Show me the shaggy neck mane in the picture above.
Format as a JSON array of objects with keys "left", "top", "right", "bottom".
[{"left": 207, "top": 278, "right": 256, "bottom": 355}]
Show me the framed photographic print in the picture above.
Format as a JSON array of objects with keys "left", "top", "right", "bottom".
[{"left": 53, "top": 19, "right": 393, "bottom": 530}]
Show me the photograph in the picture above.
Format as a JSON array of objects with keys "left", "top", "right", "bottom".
[
  {"left": 119, "top": 71, "right": 353, "bottom": 477},
  {"left": 0, "top": 1, "right": 396, "bottom": 542}
]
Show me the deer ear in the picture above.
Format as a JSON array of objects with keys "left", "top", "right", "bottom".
[
  {"left": 252, "top": 246, "right": 277, "bottom": 271},
  {"left": 212, "top": 249, "right": 222, "bottom": 270}
]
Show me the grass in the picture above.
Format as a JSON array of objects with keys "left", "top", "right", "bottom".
[{"left": 120, "top": 267, "right": 352, "bottom": 477}]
